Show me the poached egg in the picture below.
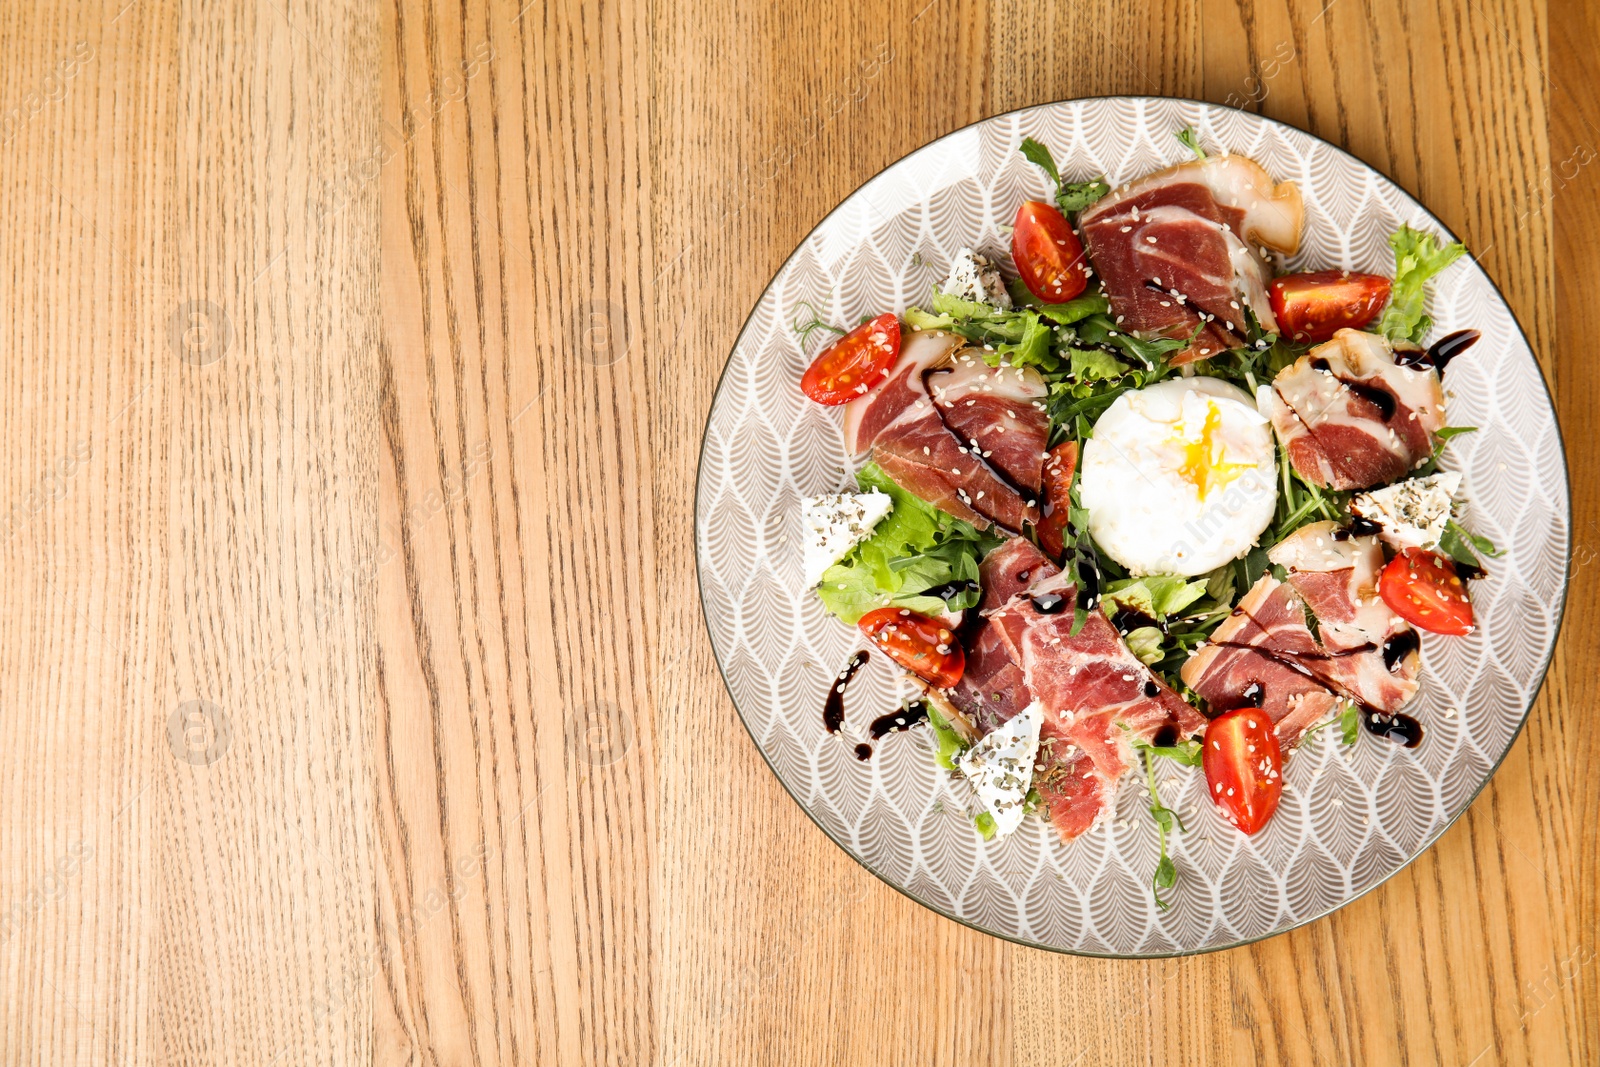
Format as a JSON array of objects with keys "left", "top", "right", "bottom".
[{"left": 1079, "top": 377, "right": 1278, "bottom": 576}]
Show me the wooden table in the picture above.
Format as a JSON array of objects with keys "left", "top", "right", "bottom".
[{"left": 1, "top": 0, "right": 1594, "bottom": 1063}]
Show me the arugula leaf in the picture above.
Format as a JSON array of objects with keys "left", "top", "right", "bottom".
[
  {"left": 1175, "top": 126, "right": 1207, "bottom": 160},
  {"left": 1413, "top": 425, "right": 1477, "bottom": 478},
  {"left": 1069, "top": 606, "right": 1089, "bottom": 636},
  {"left": 1339, "top": 702, "right": 1361, "bottom": 745},
  {"left": 1459, "top": 523, "right": 1503, "bottom": 558},
  {"left": 1378, "top": 226, "right": 1467, "bottom": 344},
  {"left": 1438, "top": 518, "right": 1503, "bottom": 568},
  {"left": 816, "top": 463, "right": 1001, "bottom": 623},
  {"left": 1074, "top": 314, "right": 1187, "bottom": 367},
  {"left": 1018, "top": 136, "right": 1060, "bottom": 184},
  {"left": 1018, "top": 136, "right": 1111, "bottom": 214},
  {"left": 1302, "top": 598, "right": 1323, "bottom": 645},
  {"left": 1436, "top": 521, "right": 1481, "bottom": 568},
  {"left": 1057, "top": 178, "right": 1111, "bottom": 213}
]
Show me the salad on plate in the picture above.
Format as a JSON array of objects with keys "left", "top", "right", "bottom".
[{"left": 797, "top": 129, "right": 1498, "bottom": 906}]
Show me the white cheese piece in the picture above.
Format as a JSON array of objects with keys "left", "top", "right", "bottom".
[
  {"left": 940, "top": 247, "right": 1013, "bottom": 310},
  {"left": 802, "top": 491, "right": 893, "bottom": 586},
  {"left": 957, "top": 701, "right": 1042, "bottom": 838},
  {"left": 1351, "top": 471, "right": 1462, "bottom": 550}
]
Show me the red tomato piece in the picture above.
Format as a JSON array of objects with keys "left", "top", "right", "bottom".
[
  {"left": 1011, "top": 200, "right": 1088, "bottom": 303},
  {"left": 857, "top": 607, "right": 965, "bottom": 689},
  {"left": 1377, "top": 548, "right": 1475, "bottom": 636},
  {"left": 1034, "top": 440, "right": 1079, "bottom": 561},
  {"left": 799, "top": 312, "right": 901, "bottom": 406},
  {"left": 1268, "top": 270, "right": 1392, "bottom": 343},
  {"left": 1203, "top": 708, "right": 1284, "bottom": 835}
]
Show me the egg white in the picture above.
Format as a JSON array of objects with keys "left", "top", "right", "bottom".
[{"left": 1079, "top": 377, "right": 1278, "bottom": 576}]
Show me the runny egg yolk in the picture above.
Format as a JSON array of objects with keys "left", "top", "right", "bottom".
[{"left": 1174, "top": 400, "right": 1254, "bottom": 500}]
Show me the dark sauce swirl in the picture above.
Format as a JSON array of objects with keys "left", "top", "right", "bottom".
[{"left": 822, "top": 650, "right": 870, "bottom": 734}]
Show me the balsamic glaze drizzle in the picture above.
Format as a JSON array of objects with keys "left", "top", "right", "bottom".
[
  {"left": 1362, "top": 707, "right": 1425, "bottom": 748},
  {"left": 1395, "top": 328, "right": 1480, "bottom": 372},
  {"left": 868, "top": 701, "right": 931, "bottom": 742},
  {"left": 1382, "top": 630, "right": 1421, "bottom": 672},
  {"left": 1031, "top": 591, "right": 1068, "bottom": 615},
  {"left": 822, "top": 650, "right": 870, "bottom": 734},
  {"left": 1341, "top": 379, "right": 1397, "bottom": 421},
  {"left": 1310, "top": 357, "right": 1397, "bottom": 420}
]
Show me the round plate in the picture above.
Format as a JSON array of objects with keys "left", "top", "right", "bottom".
[{"left": 695, "top": 98, "right": 1569, "bottom": 955}]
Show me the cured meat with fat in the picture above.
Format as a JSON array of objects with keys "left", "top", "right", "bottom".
[
  {"left": 1181, "top": 641, "right": 1339, "bottom": 749},
  {"left": 844, "top": 330, "right": 1039, "bottom": 531},
  {"left": 1267, "top": 520, "right": 1408, "bottom": 653},
  {"left": 987, "top": 569, "right": 1208, "bottom": 841},
  {"left": 929, "top": 352, "right": 1050, "bottom": 496},
  {"left": 1079, "top": 155, "right": 1303, "bottom": 365},
  {"left": 1227, "top": 575, "right": 1417, "bottom": 712},
  {"left": 948, "top": 538, "right": 1058, "bottom": 734},
  {"left": 1259, "top": 329, "right": 1445, "bottom": 490}
]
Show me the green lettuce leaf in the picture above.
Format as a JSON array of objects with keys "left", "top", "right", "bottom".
[
  {"left": 1123, "top": 626, "right": 1165, "bottom": 666},
  {"left": 815, "top": 463, "right": 1001, "bottom": 624},
  {"left": 1101, "top": 575, "right": 1210, "bottom": 621},
  {"left": 924, "top": 703, "right": 969, "bottom": 771},
  {"left": 1070, "top": 347, "right": 1125, "bottom": 384},
  {"left": 1377, "top": 225, "right": 1466, "bottom": 344}
]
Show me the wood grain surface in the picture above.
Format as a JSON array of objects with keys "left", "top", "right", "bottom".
[{"left": 0, "top": 0, "right": 1592, "bottom": 1063}]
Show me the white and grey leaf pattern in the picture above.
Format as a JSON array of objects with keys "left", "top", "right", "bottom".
[{"left": 697, "top": 99, "right": 1569, "bottom": 955}]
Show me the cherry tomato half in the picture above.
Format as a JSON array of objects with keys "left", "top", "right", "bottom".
[
  {"left": 1377, "top": 548, "right": 1474, "bottom": 636},
  {"left": 1203, "top": 708, "right": 1284, "bottom": 835},
  {"left": 1268, "top": 270, "right": 1392, "bottom": 343},
  {"left": 1034, "top": 440, "right": 1079, "bottom": 561},
  {"left": 857, "top": 607, "right": 965, "bottom": 689},
  {"left": 1011, "top": 200, "right": 1088, "bottom": 303},
  {"left": 799, "top": 312, "right": 901, "bottom": 406}
]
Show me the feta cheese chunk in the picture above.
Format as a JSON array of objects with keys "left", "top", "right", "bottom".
[
  {"left": 957, "top": 701, "right": 1042, "bottom": 838},
  {"left": 940, "top": 247, "right": 1013, "bottom": 310},
  {"left": 802, "top": 491, "right": 893, "bottom": 586},
  {"left": 1351, "top": 471, "right": 1462, "bottom": 550}
]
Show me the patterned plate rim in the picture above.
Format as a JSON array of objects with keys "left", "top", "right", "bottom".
[{"left": 693, "top": 96, "right": 1572, "bottom": 957}]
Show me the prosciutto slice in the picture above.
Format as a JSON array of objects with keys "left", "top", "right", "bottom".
[
  {"left": 1079, "top": 155, "right": 1303, "bottom": 365},
  {"left": 988, "top": 569, "right": 1207, "bottom": 841},
  {"left": 1267, "top": 520, "right": 1408, "bottom": 653},
  {"left": 1181, "top": 642, "right": 1339, "bottom": 749},
  {"left": 929, "top": 353, "right": 1050, "bottom": 496},
  {"left": 845, "top": 331, "right": 1038, "bottom": 531},
  {"left": 1259, "top": 329, "right": 1446, "bottom": 490},
  {"left": 948, "top": 538, "right": 1058, "bottom": 735},
  {"left": 1185, "top": 574, "right": 1419, "bottom": 725}
]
